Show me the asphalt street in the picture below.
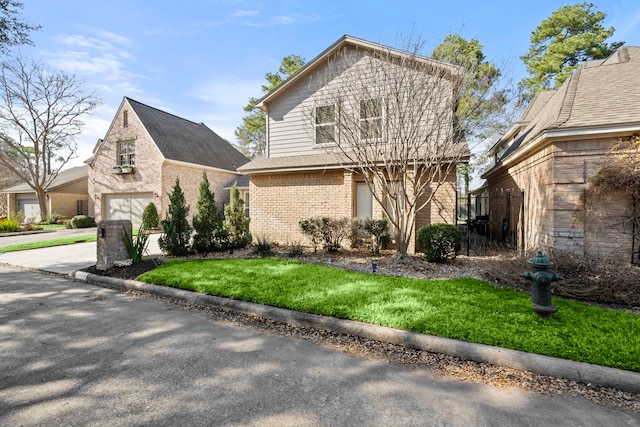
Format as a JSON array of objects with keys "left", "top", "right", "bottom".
[{"left": 1, "top": 267, "right": 639, "bottom": 426}]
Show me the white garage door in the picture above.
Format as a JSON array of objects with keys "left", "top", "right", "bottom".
[
  {"left": 104, "top": 193, "right": 153, "bottom": 228},
  {"left": 17, "top": 195, "right": 41, "bottom": 223}
]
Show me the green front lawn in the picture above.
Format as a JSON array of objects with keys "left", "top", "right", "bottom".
[
  {"left": 0, "top": 235, "right": 96, "bottom": 253},
  {"left": 137, "top": 258, "right": 640, "bottom": 372}
]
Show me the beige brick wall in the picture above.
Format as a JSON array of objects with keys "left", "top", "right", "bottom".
[
  {"left": 50, "top": 192, "right": 88, "bottom": 219},
  {"left": 486, "top": 136, "right": 635, "bottom": 261},
  {"left": 249, "top": 170, "right": 349, "bottom": 244},
  {"left": 160, "top": 162, "right": 238, "bottom": 222},
  {"left": 249, "top": 167, "right": 458, "bottom": 253}
]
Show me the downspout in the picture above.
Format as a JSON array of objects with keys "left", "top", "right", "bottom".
[{"left": 265, "top": 104, "right": 270, "bottom": 158}]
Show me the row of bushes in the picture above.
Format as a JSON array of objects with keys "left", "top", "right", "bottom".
[
  {"left": 298, "top": 216, "right": 461, "bottom": 262},
  {"left": 0, "top": 212, "right": 96, "bottom": 232},
  {"left": 299, "top": 217, "right": 391, "bottom": 255}
]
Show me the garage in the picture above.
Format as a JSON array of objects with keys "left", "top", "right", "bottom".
[
  {"left": 16, "top": 194, "right": 41, "bottom": 223},
  {"left": 104, "top": 193, "right": 153, "bottom": 228}
]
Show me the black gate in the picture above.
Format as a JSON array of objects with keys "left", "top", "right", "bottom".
[{"left": 456, "top": 190, "right": 525, "bottom": 256}]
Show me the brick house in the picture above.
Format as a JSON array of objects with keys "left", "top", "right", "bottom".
[
  {"left": 482, "top": 46, "right": 640, "bottom": 263},
  {"left": 87, "top": 97, "right": 249, "bottom": 227},
  {"left": 1, "top": 165, "right": 88, "bottom": 223},
  {"left": 238, "top": 35, "right": 468, "bottom": 253}
]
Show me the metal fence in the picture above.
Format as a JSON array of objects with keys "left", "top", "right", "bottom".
[{"left": 456, "top": 191, "right": 525, "bottom": 256}]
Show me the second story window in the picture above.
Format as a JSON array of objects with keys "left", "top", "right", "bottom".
[
  {"left": 360, "top": 98, "right": 382, "bottom": 141},
  {"left": 315, "top": 105, "right": 336, "bottom": 144},
  {"left": 123, "top": 110, "right": 129, "bottom": 127},
  {"left": 118, "top": 140, "right": 135, "bottom": 165}
]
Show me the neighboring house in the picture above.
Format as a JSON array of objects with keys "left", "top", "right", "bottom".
[
  {"left": 238, "top": 35, "right": 467, "bottom": 252},
  {"left": 1, "top": 165, "right": 89, "bottom": 223},
  {"left": 223, "top": 175, "right": 250, "bottom": 218},
  {"left": 482, "top": 46, "right": 640, "bottom": 264},
  {"left": 87, "top": 97, "right": 249, "bottom": 228}
]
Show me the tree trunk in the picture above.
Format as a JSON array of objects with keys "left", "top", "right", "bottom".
[{"left": 36, "top": 187, "right": 48, "bottom": 222}]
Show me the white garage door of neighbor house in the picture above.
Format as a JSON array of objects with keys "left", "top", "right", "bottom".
[
  {"left": 104, "top": 193, "right": 153, "bottom": 228},
  {"left": 16, "top": 196, "right": 41, "bottom": 223}
]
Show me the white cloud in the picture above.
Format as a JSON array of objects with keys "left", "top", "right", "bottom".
[
  {"left": 239, "top": 13, "right": 321, "bottom": 27},
  {"left": 232, "top": 10, "right": 259, "bottom": 17},
  {"left": 42, "top": 30, "right": 142, "bottom": 94}
]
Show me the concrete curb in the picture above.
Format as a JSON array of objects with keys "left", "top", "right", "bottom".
[{"left": 71, "top": 270, "right": 640, "bottom": 395}]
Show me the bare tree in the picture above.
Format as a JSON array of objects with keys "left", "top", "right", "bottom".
[
  {"left": 0, "top": 55, "right": 101, "bottom": 219},
  {"left": 306, "top": 35, "right": 501, "bottom": 257}
]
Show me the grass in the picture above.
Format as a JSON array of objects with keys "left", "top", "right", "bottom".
[
  {"left": 137, "top": 258, "right": 640, "bottom": 372},
  {"left": 36, "top": 224, "right": 67, "bottom": 230},
  {"left": 0, "top": 234, "right": 96, "bottom": 252}
]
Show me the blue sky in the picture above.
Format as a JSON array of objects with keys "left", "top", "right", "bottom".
[{"left": 18, "top": 1, "right": 640, "bottom": 168}]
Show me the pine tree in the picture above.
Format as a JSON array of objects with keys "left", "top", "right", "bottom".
[
  {"left": 192, "top": 171, "right": 227, "bottom": 253},
  {"left": 224, "top": 182, "right": 251, "bottom": 249},
  {"left": 158, "top": 177, "right": 192, "bottom": 256}
]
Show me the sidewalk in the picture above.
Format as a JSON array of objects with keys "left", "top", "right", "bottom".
[{"left": 0, "top": 230, "right": 161, "bottom": 274}]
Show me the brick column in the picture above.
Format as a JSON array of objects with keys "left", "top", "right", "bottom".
[{"left": 96, "top": 220, "right": 132, "bottom": 271}]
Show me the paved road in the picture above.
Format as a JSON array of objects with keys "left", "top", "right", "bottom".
[{"left": 1, "top": 267, "right": 638, "bottom": 426}]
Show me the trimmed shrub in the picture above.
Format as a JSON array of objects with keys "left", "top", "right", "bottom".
[
  {"left": 300, "top": 217, "right": 350, "bottom": 253},
  {"left": 358, "top": 218, "right": 391, "bottom": 255},
  {"left": 45, "top": 213, "right": 65, "bottom": 225},
  {"left": 299, "top": 218, "right": 323, "bottom": 253},
  {"left": 141, "top": 202, "right": 159, "bottom": 230},
  {"left": 0, "top": 218, "right": 19, "bottom": 232},
  {"left": 158, "top": 177, "right": 193, "bottom": 256},
  {"left": 417, "top": 223, "right": 461, "bottom": 263},
  {"left": 70, "top": 215, "right": 96, "bottom": 228},
  {"left": 224, "top": 183, "right": 252, "bottom": 249},
  {"left": 193, "top": 172, "right": 227, "bottom": 253}
]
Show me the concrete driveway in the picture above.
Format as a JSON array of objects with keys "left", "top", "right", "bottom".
[
  {"left": 1, "top": 267, "right": 638, "bottom": 426},
  {"left": 0, "top": 228, "right": 161, "bottom": 274}
]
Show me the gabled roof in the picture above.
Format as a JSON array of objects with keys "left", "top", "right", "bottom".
[
  {"left": 223, "top": 174, "right": 249, "bottom": 190},
  {"left": 124, "top": 97, "right": 249, "bottom": 172},
  {"left": 255, "top": 34, "right": 461, "bottom": 111},
  {"left": 0, "top": 165, "right": 88, "bottom": 194},
  {"left": 489, "top": 46, "right": 640, "bottom": 169}
]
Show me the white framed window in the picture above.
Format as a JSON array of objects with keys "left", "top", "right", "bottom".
[
  {"left": 244, "top": 192, "right": 250, "bottom": 218},
  {"left": 118, "top": 140, "right": 135, "bottom": 166},
  {"left": 356, "top": 183, "right": 373, "bottom": 219},
  {"left": 315, "top": 104, "right": 336, "bottom": 144},
  {"left": 123, "top": 110, "right": 129, "bottom": 127},
  {"left": 360, "top": 98, "right": 382, "bottom": 141}
]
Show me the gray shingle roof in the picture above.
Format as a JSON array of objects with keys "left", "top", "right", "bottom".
[
  {"left": 126, "top": 98, "right": 249, "bottom": 172},
  {"left": 495, "top": 46, "right": 640, "bottom": 164},
  {"left": 0, "top": 165, "right": 88, "bottom": 193}
]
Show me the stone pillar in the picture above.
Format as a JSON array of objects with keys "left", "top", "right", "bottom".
[{"left": 96, "top": 220, "right": 132, "bottom": 271}]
